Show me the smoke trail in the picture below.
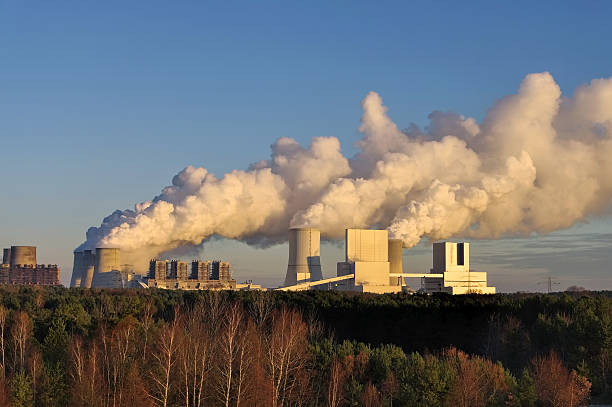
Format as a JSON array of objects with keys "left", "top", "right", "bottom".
[{"left": 79, "top": 72, "right": 612, "bottom": 262}]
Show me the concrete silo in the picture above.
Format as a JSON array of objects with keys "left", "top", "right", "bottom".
[
  {"left": 284, "top": 228, "right": 323, "bottom": 286},
  {"left": 81, "top": 250, "right": 95, "bottom": 288},
  {"left": 388, "top": 239, "right": 403, "bottom": 286},
  {"left": 70, "top": 251, "right": 84, "bottom": 288},
  {"left": 91, "top": 248, "right": 121, "bottom": 288},
  {"left": 10, "top": 246, "right": 36, "bottom": 267}
]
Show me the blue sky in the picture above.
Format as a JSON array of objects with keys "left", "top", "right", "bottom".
[{"left": 1, "top": 1, "right": 611, "bottom": 291}]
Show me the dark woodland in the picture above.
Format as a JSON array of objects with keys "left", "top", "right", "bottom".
[{"left": 0, "top": 287, "right": 607, "bottom": 406}]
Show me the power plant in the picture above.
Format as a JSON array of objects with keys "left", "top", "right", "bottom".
[
  {"left": 69, "top": 227, "right": 495, "bottom": 294},
  {"left": 1, "top": 246, "right": 60, "bottom": 286},
  {"left": 278, "top": 228, "right": 496, "bottom": 294},
  {"left": 70, "top": 247, "right": 143, "bottom": 289},
  {"left": 70, "top": 248, "right": 243, "bottom": 290}
]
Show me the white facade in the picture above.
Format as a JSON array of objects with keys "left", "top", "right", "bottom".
[
  {"left": 345, "top": 229, "right": 389, "bottom": 262},
  {"left": 334, "top": 229, "right": 403, "bottom": 294},
  {"left": 424, "top": 242, "right": 495, "bottom": 294}
]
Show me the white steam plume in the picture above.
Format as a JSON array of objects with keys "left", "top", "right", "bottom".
[{"left": 79, "top": 72, "right": 612, "bottom": 264}]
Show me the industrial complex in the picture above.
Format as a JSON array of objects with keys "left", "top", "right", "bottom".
[
  {"left": 68, "top": 227, "right": 495, "bottom": 294},
  {"left": 146, "top": 259, "right": 237, "bottom": 290},
  {"left": 277, "top": 228, "right": 496, "bottom": 294},
  {"left": 1, "top": 246, "right": 61, "bottom": 286},
  {"left": 70, "top": 247, "right": 246, "bottom": 290}
]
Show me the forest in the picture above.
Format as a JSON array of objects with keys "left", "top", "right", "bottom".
[{"left": 0, "top": 286, "right": 607, "bottom": 406}]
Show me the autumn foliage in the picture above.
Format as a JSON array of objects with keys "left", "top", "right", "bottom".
[{"left": 0, "top": 287, "right": 599, "bottom": 406}]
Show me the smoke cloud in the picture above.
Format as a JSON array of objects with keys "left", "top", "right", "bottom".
[{"left": 79, "top": 72, "right": 612, "bottom": 265}]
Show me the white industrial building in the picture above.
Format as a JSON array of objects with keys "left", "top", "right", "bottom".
[
  {"left": 278, "top": 228, "right": 496, "bottom": 295},
  {"left": 424, "top": 242, "right": 495, "bottom": 294}
]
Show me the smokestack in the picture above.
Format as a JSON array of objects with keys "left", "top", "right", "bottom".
[
  {"left": 10, "top": 246, "right": 36, "bottom": 267},
  {"left": 70, "top": 251, "right": 84, "bottom": 288},
  {"left": 81, "top": 250, "right": 95, "bottom": 288},
  {"left": 2, "top": 248, "right": 10, "bottom": 265},
  {"left": 388, "top": 239, "right": 403, "bottom": 286},
  {"left": 284, "top": 228, "right": 323, "bottom": 286}
]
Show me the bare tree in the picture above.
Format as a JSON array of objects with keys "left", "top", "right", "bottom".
[
  {"left": 360, "top": 383, "right": 382, "bottom": 407},
  {"left": 326, "top": 358, "right": 346, "bottom": 407},
  {"left": 0, "top": 305, "right": 7, "bottom": 378},
  {"left": 532, "top": 351, "right": 591, "bottom": 407},
  {"left": 70, "top": 336, "right": 87, "bottom": 406},
  {"left": 265, "top": 308, "right": 310, "bottom": 407},
  {"left": 249, "top": 291, "right": 273, "bottom": 329},
  {"left": 141, "top": 299, "right": 155, "bottom": 362},
  {"left": 216, "top": 302, "right": 244, "bottom": 407},
  {"left": 109, "top": 316, "right": 138, "bottom": 406},
  {"left": 11, "top": 311, "right": 31, "bottom": 372},
  {"left": 148, "top": 309, "right": 181, "bottom": 407},
  {"left": 179, "top": 302, "right": 211, "bottom": 407},
  {"left": 86, "top": 340, "right": 103, "bottom": 407},
  {"left": 234, "top": 321, "right": 257, "bottom": 407},
  {"left": 28, "top": 347, "right": 42, "bottom": 402}
]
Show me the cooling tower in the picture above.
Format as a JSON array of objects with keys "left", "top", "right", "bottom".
[
  {"left": 388, "top": 239, "right": 403, "bottom": 286},
  {"left": 10, "top": 246, "right": 36, "bottom": 267},
  {"left": 81, "top": 250, "right": 95, "bottom": 288},
  {"left": 91, "top": 248, "right": 121, "bottom": 287},
  {"left": 70, "top": 251, "right": 84, "bottom": 288},
  {"left": 284, "top": 228, "right": 323, "bottom": 286},
  {"left": 2, "top": 248, "right": 10, "bottom": 265}
]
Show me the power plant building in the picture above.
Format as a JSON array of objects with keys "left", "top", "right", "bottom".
[
  {"left": 69, "top": 247, "right": 240, "bottom": 290},
  {"left": 146, "top": 259, "right": 236, "bottom": 290},
  {"left": 1, "top": 246, "right": 60, "bottom": 286},
  {"left": 278, "top": 228, "right": 496, "bottom": 295},
  {"left": 335, "top": 229, "right": 403, "bottom": 293},
  {"left": 68, "top": 228, "right": 495, "bottom": 295},
  {"left": 423, "top": 242, "right": 495, "bottom": 294}
]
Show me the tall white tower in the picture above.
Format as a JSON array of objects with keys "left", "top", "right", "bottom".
[{"left": 284, "top": 228, "right": 323, "bottom": 286}]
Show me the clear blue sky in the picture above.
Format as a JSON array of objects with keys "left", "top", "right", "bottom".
[{"left": 1, "top": 1, "right": 611, "bottom": 291}]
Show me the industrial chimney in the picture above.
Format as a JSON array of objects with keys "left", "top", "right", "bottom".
[{"left": 284, "top": 228, "right": 323, "bottom": 286}]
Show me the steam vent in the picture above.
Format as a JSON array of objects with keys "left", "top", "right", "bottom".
[{"left": 0, "top": 246, "right": 60, "bottom": 286}]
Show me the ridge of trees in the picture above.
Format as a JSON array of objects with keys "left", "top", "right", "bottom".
[{"left": 0, "top": 286, "right": 606, "bottom": 406}]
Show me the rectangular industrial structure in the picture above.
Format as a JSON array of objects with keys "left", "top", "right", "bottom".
[
  {"left": 146, "top": 259, "right": 236, "bottom": 290},
  {"left": 424, "top": 242, "right": 495, "bottom": 294}
]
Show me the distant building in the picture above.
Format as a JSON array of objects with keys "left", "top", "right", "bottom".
[
  {"left": 423, "top": 242, "right": 495, "bottom": 294},
  {"left": 1, "top": 246, "right": 60, "bottom": 286},
  {"left": 146, "top": 258, "right": 236, "bottom": 290}
]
